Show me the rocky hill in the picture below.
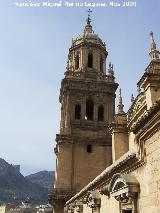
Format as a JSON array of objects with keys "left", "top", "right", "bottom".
[
  {"left": 0, "top": 158, "right": 53, "bottom": 203},
  {"left": 26, "top": 171, "right": 54, "bottom": 192}
]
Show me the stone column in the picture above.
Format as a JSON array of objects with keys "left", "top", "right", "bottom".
[{"left": 81, "top": 100, "right": 85, "bottom": 121}]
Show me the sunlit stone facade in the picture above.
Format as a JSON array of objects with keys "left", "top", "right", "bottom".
[{"left": 49, "top": 16, "right": 160, "bottom": 213}]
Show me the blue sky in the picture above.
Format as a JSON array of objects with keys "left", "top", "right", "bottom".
[{"left": 0, "top": 0, "right": 160, "bottom": 176}]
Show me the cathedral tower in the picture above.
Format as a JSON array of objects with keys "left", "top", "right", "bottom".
[{"left": 49, "top": 13, "right": 118, "bottom": 213}]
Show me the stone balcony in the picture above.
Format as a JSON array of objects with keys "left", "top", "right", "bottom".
[{"left": 48, "top": 188, "right": 76, "bottom": 207}]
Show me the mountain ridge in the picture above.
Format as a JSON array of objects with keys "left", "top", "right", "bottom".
[
  {"left": 0, "top": 158, "right": 54, "bottom": 203},
  {"left": 26, "top": 170, "right": 54, "bottom": 192}
]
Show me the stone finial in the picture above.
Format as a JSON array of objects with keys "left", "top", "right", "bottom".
[
  {"left": 149, "top": 31, "right": 160, "bottom": 60},
  {"left": 86, "top": 9, "right": 92, "bottom": 25},
  {"left": 110, "top": 63, "right": 114, "bottom": 75},
  {"left": 84, "top": 9, "right": 93, "bottom": 34},
  {"left": 117, "top": 88, "right": 124, "bottom": 113},
  {"left": 137, "top": 85, "right": 141, "bottom": 94},
  {"left": 131, "top": 94, "right": 134, "bottom": 103},
  {"left": 108, "top": 62, "right": 115, "bottom": 82},
  {"left": 150, "top": 31, "right": 156, "bottom": 50}
]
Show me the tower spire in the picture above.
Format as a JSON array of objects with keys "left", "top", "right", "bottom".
[
  {"left": 117, "top": 88, "right": 124, "bottom": 114},
  {"left": 84, "top": 9, "right": 93, "bottom": 34},
  {"left": 149, "top": 31, "right": 160, "bottom": 60},
  {"left": 86, "top": 9, "right": 92, "bottom": 25}
]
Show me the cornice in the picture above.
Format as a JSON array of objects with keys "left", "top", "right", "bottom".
[
  {"left": 61, "top": 77, "right": 118, "bottom": 87},
  {"left": 69, "top": 41, "right": 107, "bottom": 55},
  {"left": 60, "top": 78, "right": 118, "bottom": 95},
  {"left": 137, "top": 60, "right": 160, "bottom": 88},
  {"left": 55, "top": 133, "right": 112, "bottom": 146},
  {"left": 130, "top": 100, "right": 160, "bottom": 134}
]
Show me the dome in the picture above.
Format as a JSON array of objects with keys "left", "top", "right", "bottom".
[
  {"left": 76, "top": 31, "right": 99, "bottom": 40},
  {"left": 72, "top": 23, "right": 106, "bottom": 48}
]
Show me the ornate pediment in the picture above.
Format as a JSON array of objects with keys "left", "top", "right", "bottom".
[
  {"left": 109, "top": 173, "right": 139, "bottom": 196},
  {"left": 109, "top": 173, "right": 139, "bottom": 206}
]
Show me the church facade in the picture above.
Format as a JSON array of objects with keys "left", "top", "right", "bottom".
[{"left": 49, "top": 15, "right": 160, "bottom": 213}]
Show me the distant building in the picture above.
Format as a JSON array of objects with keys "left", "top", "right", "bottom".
[
  {"left": 0, "top": 204, "right": 7, "bottom": 213},
  {"left": 0, "top": 203, "right": 20, "bottom": 213},
  {"left": 21, "top": 199, "right": 32, "bottom": 209},
  {"left": 0, "top": 202, "right": 52, "bottom": 213},
  {"left": 36, "top": 204, "right": 53, "bottom": 213},
  {"left": 0, "top": 200, "right": 35, "bottom": 213}
]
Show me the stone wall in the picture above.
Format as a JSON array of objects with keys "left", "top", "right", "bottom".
[
  {"left": 73, "top": 143, "right": 112, "bottom": 191},
  {"left": 101, "top": 129, "right": 160, "bottom": 213},
  {"left": 55, "top": 142, "right": 112, "bottom": 192},
  {"left": 100, "top": 195, "right": 119, "bottom": 213},
  {"left": 132, "top": 130, "right": 160, "bottom": 213},
  {"left": 65, "top": 128, "right": 160, "bottom": 213},
  {"left": 55, "top": 143, "right": 73, "bottom": 189}
]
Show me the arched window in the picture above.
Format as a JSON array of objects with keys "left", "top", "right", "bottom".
[
  {"left": 100, "top": 56, "right": 103, "bottom": 72},
  {"left": 98, "top": 105, "right": 104, "bottom": 121},
  {"left": 75, "top": 104, "right": 81, "bottom": 120},
  {"left": 88, "top": 52, "right": 93, "bottom": 68},
  {"left": 86, "top": 100, "right": 94, "bottom": 120},
  {"left": 75, "top": 54, "right": 80, "bottom": 69}
]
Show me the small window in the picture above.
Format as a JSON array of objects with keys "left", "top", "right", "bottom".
[
  {"left": 98, "top": 105, "right": 104, "bottom": 121},
  {"left": 86, "top": 100, "right": 94, "bottom": 120},
  {"left": 88, "top": 52, "right": 93, "bottom": 68},
  {"left": 75, "top": 104, "right": 81, "bottom": 120},
  {"left": 75, "top": 54, "right": 80, "bottom": 69},
  {"left": 87, "top": 144, "right": 92, "bottom": 153}
]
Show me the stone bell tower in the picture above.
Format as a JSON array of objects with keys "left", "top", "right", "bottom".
[{"left": 49, "top": 13, "right": 118, "bottom": 213}]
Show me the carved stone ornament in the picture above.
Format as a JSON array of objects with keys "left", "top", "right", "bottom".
[
  {"left": 65, "top": 201, "right": 83, "bottom": 213},
  {"left": 85, "top": 190, "right": 101, "bottom": 209},
  {"left": 99, "top": 185, "right": 110, "bottom": 197},
  {"left": 67, "top": 203, "right": 76, "bottom": 213},
  {"left": 64, "top": 206, "right": 69, "bottom": 213},
  {"left": 75, "top": 200, "right": 83, "bottom": 213}
]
